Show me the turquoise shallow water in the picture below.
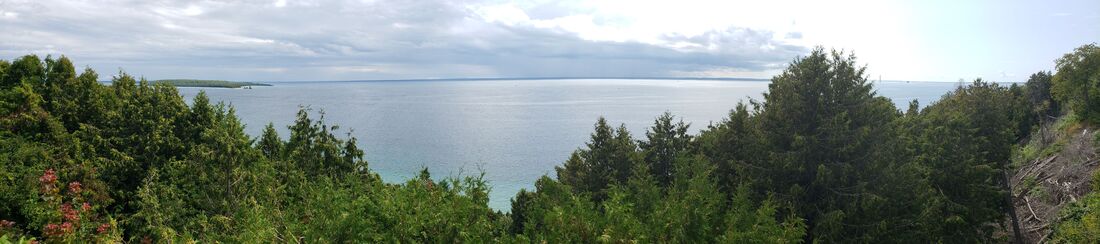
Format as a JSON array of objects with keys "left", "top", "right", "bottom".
[{"left": 178, "top": 79, "right": 964, "bottom": 210}]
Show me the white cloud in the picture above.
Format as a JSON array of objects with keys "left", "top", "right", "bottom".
[
  {"left": 0, "top": 0, "right": 817, "bottom": 80},
  {"left": 7, "top": 0, "right": 1092, "bottom": 82}
]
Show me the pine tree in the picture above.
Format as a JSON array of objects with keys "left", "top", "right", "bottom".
[
  {"left": 696, "top": 103, "right": 764, "bottom": 194},
  {"left": 756, "top": 47, "right": 902, "bottom": 242},
  {"left": 555, "top": 117, "right": 640, "bottom": 201},
  {"left": 639, "top": 112, "right": 692, "bottom": 186},
  {"left": 257, "top": 123, "right": 283, "bottom": 160},
  {"left": 912, "top": 80, "right": 1023, "bottom": 242}
]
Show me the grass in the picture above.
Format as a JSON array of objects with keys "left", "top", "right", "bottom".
[
  {"left": 1054, "top": 112, "right": 1081, "bottom": 134},
  {"left": 1019, "top": 175, "right": 1038, "bottom": 195},
  {"left": 152, "top": 79, "right": 271, "bottom": 88},
  {"left": 1011, "top": 132, "right": 1064, "bottom": 169}
]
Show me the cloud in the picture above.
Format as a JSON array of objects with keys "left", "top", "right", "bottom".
[{"left": 0, "top": 0, "right": 809, "bottom": 81}]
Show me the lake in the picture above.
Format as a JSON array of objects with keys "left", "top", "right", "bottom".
[{"left": 178, "top": 79, "right": 965, "bottom": 210}]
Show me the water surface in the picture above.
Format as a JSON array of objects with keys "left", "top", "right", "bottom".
[{"left": 178, "top": 79, "right": 962, "bottom": 210}]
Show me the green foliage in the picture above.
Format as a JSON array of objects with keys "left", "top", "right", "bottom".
[
  {"left": 1049, "top": 193, "right": 1100, "bottom": 243},
  {"left": 1051, "top": 43, "right": 1100, "bottom": 123},
  {"left": 284, "top": 108, "right": 367, "bottom": 178},
  {"left": 0, "top": 234, "right": 37, "bottom": 244},
  {"left": 1, "top": 55, "right": 44, "bottom": 89},
  {"left": 718, "top": 186, "right": 806, "bottom": 243},
  {"left": 257, "top": 123, "right": 283, "bottom": 159},
  {"left": 696, "top": 103, "right": 765, "bottom": 194},
  {"left": 519, "top": 157, "right": 805, "bottom": 243},
  {"left": 911, "top": 79, "right": 1033, "bottom": 242},
  {"left": 555, "top": 117, "right": 642, "bottom": 201},
  {"left": 640, "top": 112, "right": 692, "bottom": 186},
  {"left": 1027, "top": 71, "right": 1059, "bottom": 118},
  {"left": 755, "top": 47, "right": 911, "bottom": 242},
  {"left": 1094, "top": 168, "right": 1100, "bottom": 193},
  {"left": 0, "top": 54, "right": 504, "bottom": 242},
  {"left": 3, "top": 43, "right": 1092, "bottom": 242},
  {"left": 1048, "top": 171, "right": 1100, "bottom": 242}
]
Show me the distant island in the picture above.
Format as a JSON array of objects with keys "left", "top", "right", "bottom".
[{"left": 152, "top": 79, "right": 272, "bottom": 88}]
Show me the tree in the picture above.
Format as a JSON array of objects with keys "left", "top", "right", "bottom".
[
  {"left": 1051, "top": 43, "right": 1100, "bottom": 123},
  {"left": 257, "top": 123, "right": 283, "bottom": 159},
  {"left": 1, "top": 55, "right": 43, "bottom": 89},
  {"left": 639, "top": 112, "right": 692, "bottom": 187},
  {"left": 695, "top": 103, "right": 764, "bottom": 194},
  {"left": 1026, "top": 71, "right": 1058, "bottom": 118},
  {"left": 913, "top": 80, "right": 1024, "bottom": 242},
  {"left": 6, "top": 46, "right": 1088, "bottom": 242},
  {"left": 718, "top": 186, "right": 806, "bottom": 243},
  {"left": 555, "top": 117, "right": 641, "bottom": 201},
  {"left": 756, "top": 47, "right": 902, "bottom": 242},
  {"left": 508, "top": 189, "right": 536, "bottom": 234},
  {"left": 284, "top": 108, "right": 363, "bottom": 178},
  {"left": 0, "top": 60, "right": 10, "bottom": 83},
  {"left": 648, "top": 155, "right": 723, "bottom": 243}
]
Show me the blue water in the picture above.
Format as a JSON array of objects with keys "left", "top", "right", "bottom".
[{"left": 177, "top": 79, "right": 963, "bottom": 210}]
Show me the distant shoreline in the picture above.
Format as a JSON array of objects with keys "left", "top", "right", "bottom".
[
  {"left": 97, "top": 77, "right": 1011, "bottom": 86},
  {"left": 265, "top": 77, "right": 773, "bottom": 83},
  {"left": 151, "top": 79, "right": 272, "bottom": 88},
  {"left": 256, "top": 77, "right": 977, "bottom": 84},
  {"left": 347, "top": 77, "right": 772, "bottom": 82}
]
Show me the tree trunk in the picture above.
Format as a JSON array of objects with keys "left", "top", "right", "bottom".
[
  {"left": 1003, "top": 170, "right": 1024, "bottom": 244},
  {"left": 1084, "top": 83, "right": 1090, "bottom": 122}
]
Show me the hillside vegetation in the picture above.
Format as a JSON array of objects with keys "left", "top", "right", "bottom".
[
  {"left": 1008, "top": 44, "right": 1100, "bottom": 243},
  {"left": 1010, "top": 113, "right": 1100, "bottom": 243},
  {"left": 0, "top": 44, "right": 1096, "bottom": 243}
]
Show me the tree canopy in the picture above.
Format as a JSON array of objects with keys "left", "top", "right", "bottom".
[{"left": 3, "top": 44, "right": 1097, "bottom": 242}]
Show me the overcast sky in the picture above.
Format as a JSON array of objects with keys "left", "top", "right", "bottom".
[{"left": 1, "top": 0, "right": 1097, "bottom": 82}]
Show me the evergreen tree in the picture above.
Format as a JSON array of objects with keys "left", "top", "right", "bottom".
[
  {"left": 257, "top": 123, "right": 283, "bottom": 160},
  {"left": 639, "top": 112, "right": 692, "bottom": 186},
  {"left": 1027, "top": 71, "right": 1058, "bottom": 118},
  {"left": 756, "top": 47, "right": 902, "bottom": 242},
  {"left": 696, "top": 103, "right": 764, "bottom": 194},
  {"left": 555, "top": 117, "right": 640, "bottom": 201},
  {"left": 4, "top": 45, "right": 1092, "bottom": 242},
  {"left": 912, "top": 80, "right": 1024, "bottom": 242}
]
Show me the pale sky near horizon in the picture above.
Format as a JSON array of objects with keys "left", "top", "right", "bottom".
[{"left": 0, "top": 0, "right": 1097, "bottom": 82}]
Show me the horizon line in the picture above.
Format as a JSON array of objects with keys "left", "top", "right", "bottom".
[
  {"left": 107, "top": 76, "right": 1010, "bottom": 84},
  {"left": 237, "top": 76, "right": 962, "bottom": 83}
]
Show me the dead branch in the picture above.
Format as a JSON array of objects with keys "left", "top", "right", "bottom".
[{"left": 1025, "top": 196, "right": 1041, "bottom": 223}]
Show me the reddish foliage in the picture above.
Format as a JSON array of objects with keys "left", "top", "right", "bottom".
[
  {"left": 97, "top": 223, "right": 110, "bottom": 234},
  {"left": 39, "top": 169, "right": 58, "bottom": 194},
  {"left": 60, "top": 222, "right": 73, "bottom": 233},
  {"left": 61, "top": 203, "right": 79, "bottom": 222},
  {"left": 38, "top": 169, "right": 57, "bottom": 184},
  {"left": 44, "top": 223, "right": 61, "bottom": 236},
  {"left": 67, "top": 181, "right": 82, "bottom": 195},
  {"left": 37, "top": 168, "right": 114, "bottom": 240}
]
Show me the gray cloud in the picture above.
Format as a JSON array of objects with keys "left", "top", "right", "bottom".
[{"left": 0, "top": 0, "right": 809, "bottom": 81}]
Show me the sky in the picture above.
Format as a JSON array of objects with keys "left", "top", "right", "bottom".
[{"left": 0, "top": 0, "right": 1097, "bottom": 82}]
